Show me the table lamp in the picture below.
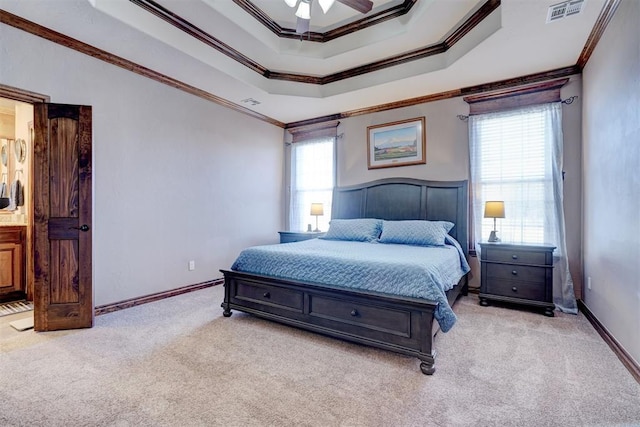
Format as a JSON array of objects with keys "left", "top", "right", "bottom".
[
  {"left": 310, "top": 203, "right": 324, "bottom": 232},
  {"left": 484, "top": 201, "right": 505, "bottom": 242}
]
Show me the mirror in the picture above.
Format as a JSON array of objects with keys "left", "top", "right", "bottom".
[
  {"left": 1, "top": 141, "right": 6, "bottom": 167},
  {"left": 14, "top": 138, "right": 26, "bottom": 163}
]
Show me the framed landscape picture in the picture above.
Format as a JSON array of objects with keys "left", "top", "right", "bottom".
[{"left": 367, "top": 117, "right": 426, "bottom": 169}]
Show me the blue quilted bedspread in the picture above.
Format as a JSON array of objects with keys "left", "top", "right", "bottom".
[{"left": 231, "top": 238, "right": 470, "bottom": 332}]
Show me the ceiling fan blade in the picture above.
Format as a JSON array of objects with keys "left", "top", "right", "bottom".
[
  {"left": 337, "top": 0, "right": 373, "bottom": 14},
  {"left": 296, "top": 17, "right": 310, "bottom": 34}
]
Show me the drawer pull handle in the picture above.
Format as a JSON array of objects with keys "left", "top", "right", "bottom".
[
  {"left": 263, "top": 292, "right": 271, "bottom": 298},
  {"left": 512, "top": 287, "right": 518, "bottom": 292},
  {"left": 350, "top": 309, "right": 359, "bottom": 317},
  {"left": 512, "top": 270, "right": 518, "bottom": 275},
  {"left": 512, "top": 254, "right": 518, "bottom": 260}
]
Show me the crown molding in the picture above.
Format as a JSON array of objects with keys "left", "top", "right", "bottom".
[
  {"left": 130, "top": 0, "right": 500, "bottom": 85},
  {"left": 285, "top": 66, "right": 580, "bottom": 128},
  {"left": 283, "top": 0, "right": 618, "bottom": 126},
  {"left": 232, "top": 0, "right": 418, "bottom": 43},
  {"left": 0, "top": 9, "right": 284, "bottom": 128},
  {"left": 576, "top": 0, "right": 622, "bottom": 69},
  {"left": 0, "top": 0, "right": 619, "bottom": 128}
]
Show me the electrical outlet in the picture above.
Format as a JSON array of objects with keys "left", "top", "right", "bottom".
[
  {"left": 188, "top": 260, "right": 195, "bottom": 271},
  {"left": 587, "top": 276, "right": 592, "bottom": 290}
]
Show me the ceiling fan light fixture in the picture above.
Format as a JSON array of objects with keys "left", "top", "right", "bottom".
[
  {"left": 318, "top": 0, "right": 336, "bottom": 14},
  {"left": 284, "top": 0, "right": 298, "bottom": 7},
  {"left": 296, "top": 17, "right": 310, "bottom": 34},
  {"left": 295, "top": 0, "right": 311, "bottom": 20}
]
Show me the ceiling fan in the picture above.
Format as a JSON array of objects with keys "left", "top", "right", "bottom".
[{"left": 284, "top": 0, "right": 374, "bottom": 34}]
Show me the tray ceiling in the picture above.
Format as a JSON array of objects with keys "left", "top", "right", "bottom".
[{"left": 1, "top": 0, "right": 607, "bottom": 123}]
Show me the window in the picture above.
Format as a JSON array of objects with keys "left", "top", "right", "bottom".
[
  {"left": 469, "top": 101, "right": 578, "bottom": 313},
  {"left": 469, "top": 105, "right": 559, "bottom": 247},
  {"left": 288, "top": 135, "right": 335, "bottom": 232},
  {"left": 468, "top": 81, "right": 577, "bottom": 313}
]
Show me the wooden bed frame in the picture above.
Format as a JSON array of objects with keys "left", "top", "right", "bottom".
[{"left": 221, "top": 178, "right": 469, "bottom": 374}]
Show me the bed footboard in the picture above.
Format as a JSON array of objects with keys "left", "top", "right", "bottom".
[{"left": 221, "top": 269, "right": 466, "bottom": 374}]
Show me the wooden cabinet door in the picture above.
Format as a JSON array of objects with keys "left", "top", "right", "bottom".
[
  {"left": 33, "top": 103, "right": 93, "bottom": 331},
  {"left": 0, "top": 242, "right": 22, "bottom": 295}
]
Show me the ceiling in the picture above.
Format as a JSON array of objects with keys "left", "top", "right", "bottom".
[{"left": 3, "top": 0, "right": 606, "bottom": 124}]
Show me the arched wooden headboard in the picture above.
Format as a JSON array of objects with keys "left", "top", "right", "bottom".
[{"left": 331, "top": 178, "right": 468, "bottom": 255}]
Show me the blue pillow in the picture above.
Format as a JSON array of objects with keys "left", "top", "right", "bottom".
[
  {"left": 321, "top": 218, "right": 382, "bottom": 242},
  {"left": 378, "top": 220, "right": 454, "bottom": 246}
]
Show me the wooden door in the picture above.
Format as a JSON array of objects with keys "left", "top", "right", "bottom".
[{"left": 33, "top": 103, "right": 92, "bottom": 331}]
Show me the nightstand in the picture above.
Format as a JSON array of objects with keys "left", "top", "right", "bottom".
[
  {"left": 278, "top": 231, "right": 325, "bottom": 243},
  {"left": 478, "top": 242, "right": 556, "bottom": 317}
]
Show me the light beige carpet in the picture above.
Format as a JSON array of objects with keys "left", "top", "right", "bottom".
[{"left": 1, "top": 285, "right": 639, "bottom": 427}]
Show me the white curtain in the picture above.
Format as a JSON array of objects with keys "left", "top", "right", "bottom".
[
  {"left": 469, "top": 103, "right": 577, "bottom": 313},
  {"left": 289, "top": 136, "right": 335, "bottom": 232}
]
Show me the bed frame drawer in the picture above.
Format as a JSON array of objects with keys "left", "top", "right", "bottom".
[
  {"left": 221, "top": 269, "right": 469, "bottom": 375},
  {"left": 234, "top": 280, "right": 303, "bottom": 312},
  {"left": 309, "top": 295, "right": 411, "bottom": 337}
]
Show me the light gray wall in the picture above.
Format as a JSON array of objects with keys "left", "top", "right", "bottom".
[
  {"left": 582, "top": 0, "right": 640, "bottom": 365},
  {"left": 337, "top": 81, "right": 584, "bottom": 294},
  {"left": 338, "top": 98, "right": 470, "bottom": 186},
  {"left": 0, "top": 20, "right": 283, "bottom": 306}
]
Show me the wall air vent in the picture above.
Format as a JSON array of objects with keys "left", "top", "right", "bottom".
[{"left": 547, "top": 0, "right": 585, "bottom": 23}]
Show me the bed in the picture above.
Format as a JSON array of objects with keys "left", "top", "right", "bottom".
[{"left": 221, "top": 178, "right": 469, "bottom": 374}]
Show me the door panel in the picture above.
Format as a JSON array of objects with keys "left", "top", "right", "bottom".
[
  {"left": 50, "top": 117, "right": 79, "bottom": 217},
  {"left": 50, "top": 240, "right": 80, "bottom": 304},
  {"left": 33, "top": 103, "right": 92, "bottom": 331}
]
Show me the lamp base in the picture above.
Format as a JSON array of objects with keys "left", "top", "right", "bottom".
[
  {"left": 487, "top": 230, "right": 500, "bottom": 242},
  {"left": 313, "top": 229, "right": 320, "bottom": 233}
]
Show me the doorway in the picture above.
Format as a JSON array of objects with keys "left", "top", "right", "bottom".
[
  {"left": 0, "top": 84, "right": 94, "bottom": 332},
  {"left": 0, "top": 96, "right": 34, "bottom": 307}
]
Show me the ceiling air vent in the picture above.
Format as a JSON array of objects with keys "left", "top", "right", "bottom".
[
  {"left": 547, "top": 0, "right": 585, "bottom": 23},
  {"left": 241, "top": 98, "right": 261, "bottom": 106}
]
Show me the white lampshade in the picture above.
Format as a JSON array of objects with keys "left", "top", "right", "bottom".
[
  {"left": 319, "top": 0, "right": 336, "bottom": 13},
  {"left": 484, "top": 201, "right": 505, "bottom": 219},
  {"left": 310, "top": 203, "right": 324, "bottom": 216},
  {"left": 284, "top": 0, "right": 298, "bottom": 7},
  {"left": 295, "top": 0, "right": 311, "bottom": 19}
]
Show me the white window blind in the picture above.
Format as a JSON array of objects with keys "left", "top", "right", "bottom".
[
  {"left": 470, "top": 105, "right": 559, "bottom": 250},
  {"left": 289, "top": 136, "right": 335, "bottom": 232}
]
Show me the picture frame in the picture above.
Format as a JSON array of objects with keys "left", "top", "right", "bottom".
[{"left": 367, "top": 117, "right": 426, "bottom": 169}]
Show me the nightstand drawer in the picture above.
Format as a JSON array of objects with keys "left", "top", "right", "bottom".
[
  {"left": 485, "top": 279, "right": 546, "bottom": 301},
  {"left": 484, "top": 247, "right": 546, "bottom": 265},
  {"left": 235, "top": 281, "right": 303, "bottom": 311},
  {"left": 486, "top": 264, "right": 546, "bottom": 283}
]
